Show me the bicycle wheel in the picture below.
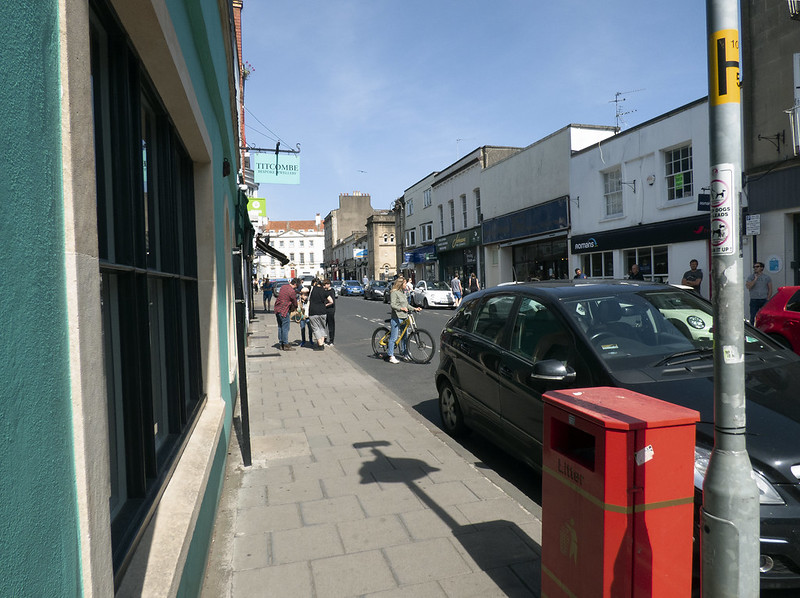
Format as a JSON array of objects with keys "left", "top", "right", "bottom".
[
  {"left": 406, "top": 329, "right": 436, "bottom": 364},
  {"left": 371, "top": 326, "right": 390, "bottom": 357}
]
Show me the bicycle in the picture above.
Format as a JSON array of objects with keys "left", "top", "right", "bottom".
[{"left": 371, "top": 312, "right": 436, "bottom": 364}]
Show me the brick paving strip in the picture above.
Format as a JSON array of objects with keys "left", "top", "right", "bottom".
[{"left": 201, "top": 311, "right": 543, "bottom": 598}]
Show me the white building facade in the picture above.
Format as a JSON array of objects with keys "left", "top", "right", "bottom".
[
  {"left": 570, "top": 98, "right": 713, "bottom": 296},
  {"left": 479, "top": 125, "right": 616, "bottom": 287},
  {"left": 430, "top": 147, "right": 524, "bottom": 286},
  {"left": 401, "top": 172, "right": 437, "bottom": 283},
  {"left": 261, "top": 218, "right": 325, "bottom": 280}
]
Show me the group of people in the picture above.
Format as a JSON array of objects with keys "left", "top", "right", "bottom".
[
  {"left": 271, "top": 277, "right": 336, "bottom": 351},
  {"left": 449, "top": 272, "right": 480, "bottom": 308},
  {"left": 631, "top": 258, "right": 773, "bottom": 322}
]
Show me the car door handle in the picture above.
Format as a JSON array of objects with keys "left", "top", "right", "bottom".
[
  {"left": 499, "top": 365, "right": 514, "bottom": 379},
  {"left": 456, "top": 341, "right": 472, "bottom": 356}
]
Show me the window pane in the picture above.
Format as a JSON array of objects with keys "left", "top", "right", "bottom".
[
  {"left": 472, "top": 295, "right": 516, "bottom": 342},
  {"left": 666, "top": 145, "right": 693, "bottom": 200},
  {"left": 148, "top": 278, "right": 168, "bottom": 451},
  {"left": 652, "top": 246, "right": 668, "bottom": 276},
  {"left": 101, "top": 273, "right": 127, "bottom": 519},
  {"left": 604, "top": 169, "right": 623, "bottom": 216},
  {"left": 601, "top": 252, "right": 610, "bottom": 277}
]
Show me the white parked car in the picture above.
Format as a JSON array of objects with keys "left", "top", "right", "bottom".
[{"left": 412, "top": 280, "right": 455, "bottom": 309}]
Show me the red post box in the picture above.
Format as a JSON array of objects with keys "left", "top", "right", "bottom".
[{"left": 541, "top": 387, "right": 699, "bottom": 597}]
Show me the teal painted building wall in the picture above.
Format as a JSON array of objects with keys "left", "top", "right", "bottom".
[
  {"left": 0, "top": 0, "right": 245, "bottom": 594},
  {"left": 0, "top": 2, "right": 83, "bottom": 596}
]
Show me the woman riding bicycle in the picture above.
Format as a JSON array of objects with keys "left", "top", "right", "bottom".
[{"left": 388, "top": 276, "right": 421, "bottom": 364}]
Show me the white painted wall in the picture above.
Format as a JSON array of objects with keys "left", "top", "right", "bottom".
[
  {"left": 570, "top": 125, "right": 622, "bottom": 152},
  {"left": 477, "top": 126, "right": 615, "bottom": 287},
  {"left": 570, "top": 100, "right": 710, "bottom": 237},
  {"left": 403, "top": 172, "right": 437, "bottom": 247},
  {"left": 570, "top": 99, "right": 713, "bottom": 295},
  {"left": 750, "top": 210, "right": 796, "bottom": 289},
  {"left": 480, "top": 130, "right": 569, "bottom": 220},
  {"left": 431, "top": 153, "right": 483, "bottom": 237}
]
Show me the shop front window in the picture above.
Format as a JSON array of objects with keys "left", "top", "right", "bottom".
[
  {"left": 623, "top": 245, "right": 669, "bottom": 282},
  {"left": 513, "top": 238, "right": 568, "bottom": 281},
  {"left": 581, "top": 251, "right": 614, "bottom": 278}
]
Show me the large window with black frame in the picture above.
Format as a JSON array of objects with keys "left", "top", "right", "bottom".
[
  {"left": 581, "top": 251, "right": 614, "bottom": 279},
  {"left": 91, "top": 2, "right": 203, "bottom": 574},
  {"left": 623, "top": 246, "right": 669, "bottom": 282}
]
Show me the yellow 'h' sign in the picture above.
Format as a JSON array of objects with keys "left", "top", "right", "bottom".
[{"left": 710, "top": 29, "right": 740, "bottom": 106}]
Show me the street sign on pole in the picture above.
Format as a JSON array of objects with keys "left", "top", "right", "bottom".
[{"left": 745, "top": 213, "right": 761, "bottom": 236}]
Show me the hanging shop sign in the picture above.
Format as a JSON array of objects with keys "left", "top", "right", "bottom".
[
  {"left": 247, "top": 197, "right": 266, "bottom": 217},
  {"left": 252, "top": 152, "right": 300, "bottom": 185}
]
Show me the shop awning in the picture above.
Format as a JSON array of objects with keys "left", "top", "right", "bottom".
[{"left": 255, "top": 237, "right": 289, "bottom": 266}]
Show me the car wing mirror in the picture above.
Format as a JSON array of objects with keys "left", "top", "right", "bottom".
[{"left": 531, "top": 359, "right": 577, "bottom": 384}]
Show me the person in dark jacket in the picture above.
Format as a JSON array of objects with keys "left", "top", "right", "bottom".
[
  {"left": 307, "top": 278, "right": 333, "bottom": 351},
  {"left": 468, "top": 273, "right": 480, "bottom": 294},
  {"left": 274, "top": 278, "right": 300, "bottom": 351},
  {"left": 323, "top": 279, "right": 336, "bottom": 346}
]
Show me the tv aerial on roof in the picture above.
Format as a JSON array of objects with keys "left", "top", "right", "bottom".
[{"left": 609, "top": 89, "right": 644, "bottom": 130}]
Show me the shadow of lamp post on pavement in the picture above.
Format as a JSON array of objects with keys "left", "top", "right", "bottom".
[{"left": 353, "top": 440, "right": 541, "bottom": 595}]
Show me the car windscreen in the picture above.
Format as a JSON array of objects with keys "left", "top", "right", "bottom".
[
  {"left": 429, "top": 281, "right": 451, "bottom": 291},
  {"left": 561, "top": 290, "right": 778, "bottom": 368}
]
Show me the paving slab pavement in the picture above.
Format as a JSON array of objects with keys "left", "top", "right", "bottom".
[{"left": 201, "top": 310, "right": 543, "bottom": 597}]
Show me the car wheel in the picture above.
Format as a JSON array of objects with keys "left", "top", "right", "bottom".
[
  {"left": 439, "top": 381, "right": 467, "bottom": 437},
  {"left": 423, "top": 297, "right": 430, "bottom": 309}
]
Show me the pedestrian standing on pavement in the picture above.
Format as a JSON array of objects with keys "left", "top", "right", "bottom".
[
  {"left": 388, "top": 277, "right": 421, "bottom": 364},
  {"left": 450, "top": 273, "right": 462, "bottom": 307},
  {"left": 323, "top": 279, "right": 336, "bottom": 345},
  {"left": 307, "top": 278, "right": 333, "bottom": 351},
  {"left": 404, "top": 277, "right": 414, "bottom": 300},
  {"left": 573, "top": 268, "right": 586, "bottom": 279},
  {"left": 262, "top": 277, "right": 274, "bottom": 312},
  {"left": 296, "top": 287, "right": 310, "bottom": 347},
  {"left": 468, "top": 272, "right": 480, "bottom": 294},
  {"left": 629, "top": 264, "right": 645, "bottom": 280},
  {"left": 362, "top": 274, "right": 369, "bottom": 288},
  {"left": 274, "top": 278, "right": 300, "bottom": 351},
  {"left": 681, "top": 259, "right": 703, "bottom": 295},
  {"left": 746, "top": 261, "right": 773, "bottom": 322}
]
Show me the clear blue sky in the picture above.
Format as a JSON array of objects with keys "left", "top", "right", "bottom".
[{"left": 242, "top": 1, "right": 709, "bottom": 221}]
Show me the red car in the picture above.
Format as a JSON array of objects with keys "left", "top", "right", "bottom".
[{"left": 754, "top": 286, "right": 800, "bottom": 354}]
